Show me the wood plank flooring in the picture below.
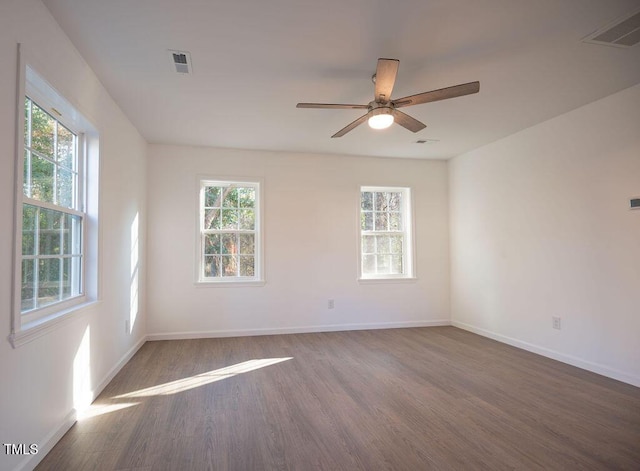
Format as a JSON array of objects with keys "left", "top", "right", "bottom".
[{"left": 35, "top": 327, "right": 640, "bottom": 470}]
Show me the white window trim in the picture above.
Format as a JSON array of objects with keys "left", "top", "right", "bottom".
[
  {"left": 195, "top": 176, "right": 265, "bottom": 286},
  {"left": 10, "top": 44, "right": 100, "bottom": 347},
  {"left": 358, "top": 185, "right": 416, "bottom": 282}
]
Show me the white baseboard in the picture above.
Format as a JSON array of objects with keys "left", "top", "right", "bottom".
[
  {"left": 92, "top": 335, "right": 147, "bottom": 397},
  {"left": 147, "top": 319, "right": 451, "bottom": 341},
  {"left": 17, "top": 335, "right": 148, "bottom": 471},
  {"left": 15, "top": 410, "right": 76, "bottom": 471},
  {"left": 452, "top": 320, "right": 640, "bottom": 388}
]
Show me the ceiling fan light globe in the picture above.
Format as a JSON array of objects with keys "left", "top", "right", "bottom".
[{"left": 368, "top": 113, "right": 394, "bottom": 130}]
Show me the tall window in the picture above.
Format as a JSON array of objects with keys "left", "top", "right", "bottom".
[
  {"left": 360, "top": 187, "right": 413, "bottom": 279},
  {"left": 11, "top": 55, "right": 98, "bottom": 345},
  {"left": 198, "top": 179, "right": 262, "bottom": 283},
  {"left": 21, "top": 97, "right": 84, "bottom": 313}
]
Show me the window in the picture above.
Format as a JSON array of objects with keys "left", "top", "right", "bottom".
[
  {"left": 21, "top": 98, "right": 84, "bottom": 314},
  {"left": 360, "top": 187, "right": 414, "bottom": 280},
  {"left": 11, "top": 51, "right": 99, "bottom": 345},
  {"left": 198, "top": 179, "right": 263, "bottom": 284}
]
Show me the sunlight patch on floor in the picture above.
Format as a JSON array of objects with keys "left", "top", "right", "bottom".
[
  {"left": 114, "top": 357, "right": 293, "bottom": 398},
  {"left": 77, "top": 402, "right": 140, "bottom": 420}
]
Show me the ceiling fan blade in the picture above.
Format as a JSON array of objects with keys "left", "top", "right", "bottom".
[
  {"left": 331, "top": 113, "right": 370, "bottom": 138},
  {"left": 392, "top": 109, "right": 426, "bottom": 133},
  {"left": 374, "top": 58, "right": 399, "bottom": 103},
  {"left": 393, "top": 81, "right": 480, "bottom": 108},
  {"left": 297, "top": 103, "right": 368, "bottom": 109}
]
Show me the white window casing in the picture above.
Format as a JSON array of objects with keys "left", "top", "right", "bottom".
[
  {"left": 10, "top": 45, "right": 99, "bottom": 347},
  {"left": 359, "top": 186, "right": 415, "bottom": 281},
  {"left": 196, "top": 177, "right": 264, "bottom": 286}
]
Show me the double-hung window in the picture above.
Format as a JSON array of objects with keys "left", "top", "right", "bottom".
[
  {"left": 198, "top": 179, "right": 263, "bottom": 284},
  {"left": 360, "top": 186, "right": 414, "bottom": 280},
  {"left": 21, "top": 97, "right": 84, "bottom": 315},
  {"left": 11, "top": 53, "right": 98, "bottom": 345}
]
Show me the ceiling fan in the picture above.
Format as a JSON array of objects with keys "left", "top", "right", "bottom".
[{"left": 297, "top": 58, "right": 479, "bottom": 138}]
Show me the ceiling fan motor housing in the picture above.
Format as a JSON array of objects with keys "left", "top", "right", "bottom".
[{"left": 369, "top": 101, "right": 394, "bottom": 114}]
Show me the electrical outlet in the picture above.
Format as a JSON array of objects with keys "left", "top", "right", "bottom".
[
  {"left": 552, "top": 316, "right": 561, "bottom": 330},
  {"left": 328, "top": 299, "right": 335, "bottom": 309}
]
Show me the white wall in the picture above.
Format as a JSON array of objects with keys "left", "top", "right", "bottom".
[
  {"left": 449, "top": 83, "right": 640, "bottom": 386},
  {"left": 146, "top": 145, "right": 450, "bottom": 337},
  {"left": 2, "top": 4, "right": 635, "bottom": 470},
  {"left": 0, "top": 1, "right": 147, "bottom": 470}
]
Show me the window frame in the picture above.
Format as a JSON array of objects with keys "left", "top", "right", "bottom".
[
  {"left": 20, "top": 97, "right": 87, "bottom": 324},
  {"left": 11, "top": 45, "right": 99, "bottom": 346},
  {"left": 196, "top": 177, "right": 264, "bottom": 286},
  {"left": 358, "top": 186, "right": 415, "bottom": 281}
]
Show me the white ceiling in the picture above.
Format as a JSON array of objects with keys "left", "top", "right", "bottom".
[{"left": 43, "top": 0, "right": 640, "bottom": 159}]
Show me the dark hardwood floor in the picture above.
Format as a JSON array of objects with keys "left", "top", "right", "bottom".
[{"left": 36, "top": 327, "right": 640, "bottom": 470}]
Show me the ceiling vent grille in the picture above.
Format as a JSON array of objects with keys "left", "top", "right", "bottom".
[
  {"left": 583, "top": 8, "right": 640, "bottom": 48},
  {"left": 168, "top": 50, "right": 193, "bottom": 74}
]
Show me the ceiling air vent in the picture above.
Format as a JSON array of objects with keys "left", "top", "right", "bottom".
[
  {"left": 583, "top": 8, "right": 640, "bottom": 48},
  {"left": 168, "top": 50, "right": 193, "bottom": 74}
]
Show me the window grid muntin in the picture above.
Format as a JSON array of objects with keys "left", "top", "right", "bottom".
[
  {"left": 200, "top": 182, "right": 259, "bottom": 281},
  {"left": 21, "top": 96, "right": 84, "bottom": 315},
  {"left": 360, "top": 188, "right": 411, "bottom": 278},
  {"left": 23, "top": 97, "right": 79, "bottom": 210}
]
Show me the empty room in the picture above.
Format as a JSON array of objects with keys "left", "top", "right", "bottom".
[{"left": 1, "top": 0, "right": 640, "bottom": 470}]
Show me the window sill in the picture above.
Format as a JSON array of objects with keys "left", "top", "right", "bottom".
[
  {"left": 9, "top": 300, "right": 100, "bottom": 348},
  {"left": 358, "top": 277, "right": 417, "bottom": 284},
  {"left": 195, "top": 280, "right": 266, "bottom": 288}
]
